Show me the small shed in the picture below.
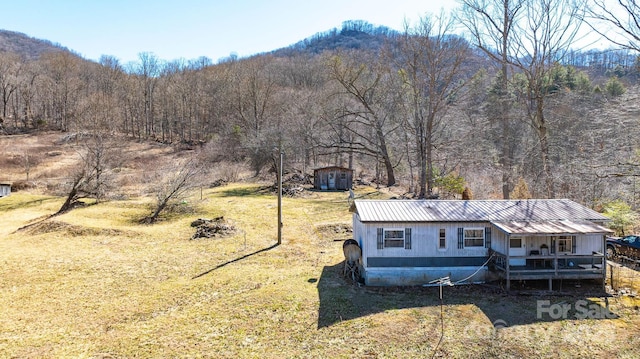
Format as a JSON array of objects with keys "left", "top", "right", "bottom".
[
  {"left": 0, "top": 183, "right": 11, "bottom": 197},
  {"left": 313, "top": 166, "right": 353, "bottom": 191}
]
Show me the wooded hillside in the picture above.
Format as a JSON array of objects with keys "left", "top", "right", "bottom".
[{"left": 1, "top": 1, "right": 640, "bottom": 217}]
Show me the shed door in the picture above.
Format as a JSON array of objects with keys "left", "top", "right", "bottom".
[{"left": 328, "top": 172, "right": 336, "bottom": 189}]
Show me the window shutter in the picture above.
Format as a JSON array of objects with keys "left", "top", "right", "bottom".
[
  {"left": 377, "top": 228, "right": 383, "bottom": 249},
  {"left": 572, "top": 236, "right": 577, "bottom": 253},
  {"left": 485, "top": 227, "right": 492, "bottom": 248},
  {"left": 405, "top": 228, "right": 412, "bottom": 249},
  {"left": 457, "top": 227, "right": 464, "bottom": 249},
  {"left": 551, "top": 237, "right": 556, "bottom": 254}
]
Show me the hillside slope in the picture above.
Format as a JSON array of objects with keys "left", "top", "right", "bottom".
[{"left": 0, "top": 29, "right": 74, "bottom": 60}]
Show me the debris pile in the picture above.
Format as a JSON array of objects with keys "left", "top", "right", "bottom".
[
  {"left": 266, "top": 182, "right": 307, "bottom": 197},
  {"left": 190, "top": 216, "right": 237, "bottom": 240},
  {"left": 287, "top": 173, "right": 312, "bottom": 185},
  {"left": 210, "top": 179, "right": 228, "bottom": 188},
  {"left": 282, "top": 184, "right": 306, "bottom": 197}
]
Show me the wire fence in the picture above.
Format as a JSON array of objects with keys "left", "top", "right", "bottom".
[{"left": 607, "top": 259, "right": 640, "bottom": 294}]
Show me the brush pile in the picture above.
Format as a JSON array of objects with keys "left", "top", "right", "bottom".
[{"left": 190, "top": 216, "right": 237, "bottom": 239}]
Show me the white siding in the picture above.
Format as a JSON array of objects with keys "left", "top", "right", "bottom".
[
  {"left": 581, "top": 234, "right": 605, "bottom": 254},
  {"left": 492, "top": 229, "right": 509, "bottom": 253},
  {"left": 358, "top": 221, "right": 491, "bottom": 266},
  {"left": 352, "top": 213, "right": 367, "bottom": 265}
]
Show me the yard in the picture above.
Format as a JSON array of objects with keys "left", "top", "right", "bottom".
[{"left": 1, "top": 183, "right": 640, "bottom": 358}]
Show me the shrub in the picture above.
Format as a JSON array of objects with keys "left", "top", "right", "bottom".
[
  {"left": 605, "top": 77, "right": 626, "bottom": 97},
  {"left": 510, "top": 177, "right": 532, "bottom": 199}
]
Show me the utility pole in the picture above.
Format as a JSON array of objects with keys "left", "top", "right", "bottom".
[{"left": 277, "top": 149, "right": 283, "bottom": 245}]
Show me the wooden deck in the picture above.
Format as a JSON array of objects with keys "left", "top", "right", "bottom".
[{"left": 489, "top": 250, "right": 606, "bottom": 289}]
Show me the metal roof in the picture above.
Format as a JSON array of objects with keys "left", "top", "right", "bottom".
[
  {"left": 352, "top": 199, "right": 610, "bottom": 223},
  {"left": 314, "top": 166, "right": 353, "bottom": 172},
  {"left": 492, "top": 220, "right": 613, "bottom": 235}
]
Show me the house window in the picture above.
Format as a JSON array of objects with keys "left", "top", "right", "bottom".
[
  {"left": 340, "top": 172, "right": 347, "bottom": 179},
  {"left": 510, "top": 237, "right": 522, "bottom": 248},
  {"left": 464, "top": 228, "right": 484, "bottom": 247},
  {"left": 558, "top": 236, "right": 572, "bottom": 253},
  {"left": 384, "top": 229, "right": 405, "bottom": 248},
  {"left": 377, "top": 228, "right": 412, "bottom": 249},
  {"left": 439, "top": 228, "right": 446, "bottom": 249}
]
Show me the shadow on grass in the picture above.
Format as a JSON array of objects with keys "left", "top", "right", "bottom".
[
  {"left": 317, "top": 262, "right": 619, "bottom": 329},
  {"left": 0, "top": 196, "right": 59, "bottom": 211},
  {"left": 191, "top": 243, "right": 280, "bottom": 279}
]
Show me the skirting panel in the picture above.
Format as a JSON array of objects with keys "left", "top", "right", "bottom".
[
  {"left": 367, "top": 256, "right": 489, "bottom": 268},
  {"left": 364, "top": 266, "right": 493, "bottom": 286}
]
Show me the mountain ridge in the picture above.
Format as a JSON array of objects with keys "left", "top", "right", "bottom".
[{"left": 0, "top": 29, "right": 77, "bottom": 60}]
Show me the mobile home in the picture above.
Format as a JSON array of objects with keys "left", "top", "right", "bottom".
[{"left": 351, "top": 199, "right": 612, "bottom": 289}]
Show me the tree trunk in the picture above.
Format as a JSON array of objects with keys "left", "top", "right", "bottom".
[
  {"left": 375, "top": 121, "right": 396, "bottom": 186},
  {"left": 536, "top": 98, "right": 554, "bottom": 198},
  {"left": 500, "top": 61, "right": 512, "bottom": 199},
  {"left": 55, "top": 175, "right": 83, "bottom": 215},
  {"left": 417, "top": 117, "right": 428, "bottom": 199}
]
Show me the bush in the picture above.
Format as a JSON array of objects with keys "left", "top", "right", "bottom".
[
  {"left": 510, "top": 177, "right": 532, "bottom": 199},
  {"left": 605, "top": 77, "right": 626, "bottom": 97}
]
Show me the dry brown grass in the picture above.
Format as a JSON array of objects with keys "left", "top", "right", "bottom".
[
  {"left": 608, "top": 261, "right": 640, "bottom": 295},
  {"left": 1, "top": 183, "right": 640, "bottom": 358},
  {"left": 1, "top": 134, "right": 640, "bottom": 358}
]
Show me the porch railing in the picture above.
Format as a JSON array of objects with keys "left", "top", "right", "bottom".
[{"left": 489, "top": 249, "right": 605, "bottom": 276}]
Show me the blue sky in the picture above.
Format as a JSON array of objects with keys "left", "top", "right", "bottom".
[{"left": 1, "top": 0, "right": 456, "bottom": 64}]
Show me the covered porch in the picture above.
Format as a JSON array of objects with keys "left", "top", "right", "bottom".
[{"left": 489, "top": 219, "right": 612, "bottom": 290}]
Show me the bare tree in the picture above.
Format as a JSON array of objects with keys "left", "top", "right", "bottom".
[
  {"left": 0, "top": 53, "right": 19, "bottom": 126},
  {"left": 229, "top": 56, "right": 285, "bottom": 176},
  {"left": 515, "top": 0, "right": 585, "bottom": 197},
  {"left": 22, "top": 150, "right": 31, "bottom": 181},
  {"left": 327, "top": 52, "right": 401, "bottom": 186},
  {"left": 459, "top": 0, "right": 525, "bottom": 198},
  {"left": 14, "top": 61, "right": 41, "bottom": 129},
  {"left": 39, "top": 52, "right": 85, "bottom": 132},
  {"left": 141, "top": 157, "right": 204, "bottom": 224},
  {"left": 395, "top": 14, "right": 471, "bottom": 198},
  {"left": 461, "top": 0, "right": 585, "bottom": 197},
  {"left": 586, "top": 0, "right": 640, "bottom": 52},
  {"left": 125, "top": 52, "right": 162, "bottom": 139},
  {"left": 55, "top": 133, "right": 120, "bottom": 215},
  {"left": 93, "top": 55, "right": 125, "bottom": 134}
]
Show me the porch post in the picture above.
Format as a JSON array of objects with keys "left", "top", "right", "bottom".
[
  {"left": 506, "top": 234, "right": 510, "bottom": 291},
  {"left": 602, "top": 234, "right": 607, "bottom": 291},
  {"left": 554, "top": 236, "right": 559, "bottom": 277},
  {"left": 549, "top": 235, "right": 554, "bottom": 291}
]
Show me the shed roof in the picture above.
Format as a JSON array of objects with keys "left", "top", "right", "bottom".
[
  {"left": 352, "top": 199, "right": 609, "bottom": 223},
  {"left": 313, "top": 166, "right": 353, "bottom": 172}
]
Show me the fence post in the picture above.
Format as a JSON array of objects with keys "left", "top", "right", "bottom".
[{"left": 609, "top": 263, "right": 615, "bottom": 291}]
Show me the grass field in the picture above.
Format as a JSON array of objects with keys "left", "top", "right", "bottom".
[{"left": 1, "top": 183, "right": 640, "bottom": 358}]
